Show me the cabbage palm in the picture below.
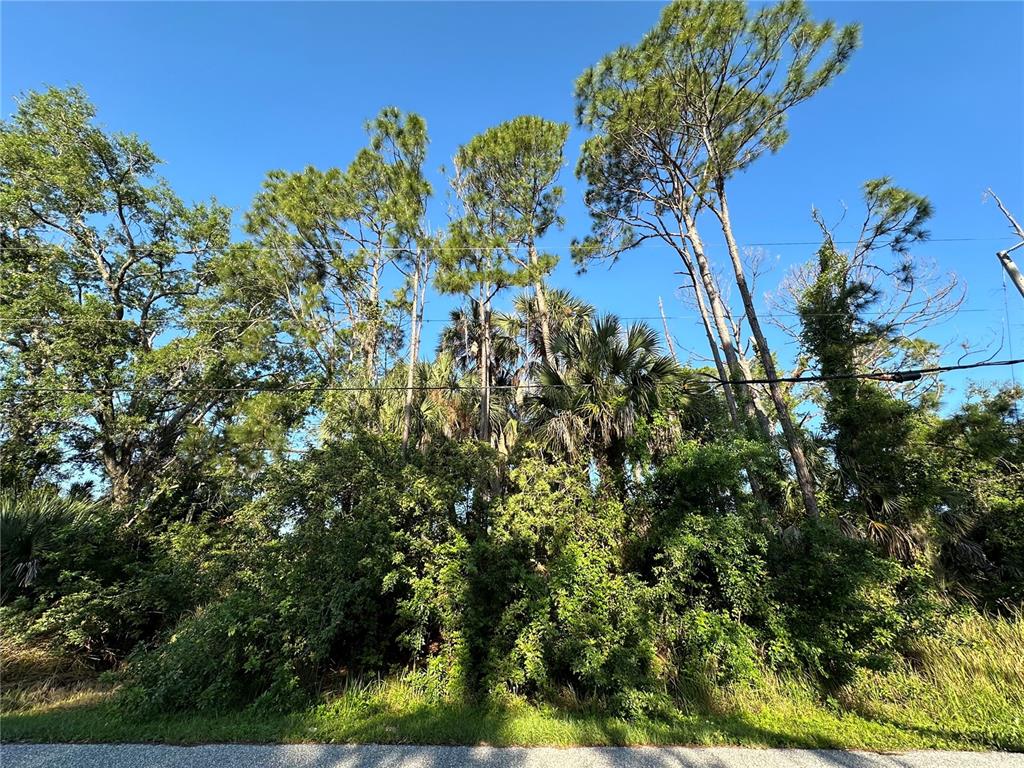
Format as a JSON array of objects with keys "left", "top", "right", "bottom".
[
  {"left": 528, "top": 315, "right": 682, "bottom": 492},
  {"left": 499, "top": 289, "right": 595, "bottom": 374},
  {"left": 406, "top": 352, "right": 476, "bottom": 443},
  {"left": 437, "top": 302, "right": 523, "bottom": 385},
  {"left": 0, "top": 489, "right": 97, "bottom": 601}
]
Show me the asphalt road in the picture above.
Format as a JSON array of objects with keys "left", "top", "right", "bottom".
[{"left": 3, "top": 744, "right": 1023, "bottom": 768}]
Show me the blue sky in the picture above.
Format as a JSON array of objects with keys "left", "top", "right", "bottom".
[{"left": 3, "top": 1, "right": 1022, "bottom": 406}]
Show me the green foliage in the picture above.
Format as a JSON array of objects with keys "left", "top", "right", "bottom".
[
  {"left": 768, "top": 522, "right": 937, "bottom": 687},
  {"left": 117, "top": 434, "right": 492, "bottom": 713},
  {"left": 633, "top": 440, "right": 773, "bottom": 689},
  {"left": 0, "top": 489, "right": 98, "bottom": 599},
  {"left": 457, "top": 460, "right": 659, "bottom": 710},
  {"left": 117, "top": 589, "right": 301, "bottom": 714},
  {"left": 241, "top": 107, "right": 431, "bottom": 381},
  {"left": 798, "top": 179, "right": 943, "bottom": 557},
  {"left": 0, "top": 86, "right": 296, "bottom": 510},
  {"left": 7, "top": 619, "right": 1024, "bottom": 751},
  {"left": 0, "top": 506, "right": 222, "bottom": 664},
  {"left": 528, "top": 315, "right": 682, "bottom": 491},
  {"left": 436, "top": 116, "right": 568, "bottom": 298},
  {"left": 573, "top": 0, "right": 859, "bottom": 267},
  {"left": 932, "top": 386, "right": 1024, "bottom": 608}
]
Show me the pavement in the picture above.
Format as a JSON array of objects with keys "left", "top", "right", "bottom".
[{"left": 2, "top": 744, "right": 1023, "bottom": 768}]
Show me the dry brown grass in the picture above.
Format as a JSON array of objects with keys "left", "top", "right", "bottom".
[{"left": 0, "top": 632, "right": 108, "bottom": 713}]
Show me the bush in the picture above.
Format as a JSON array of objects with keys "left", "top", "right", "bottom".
[
  {"left": 447, "top": 458, "right": 659, "bottom": 710},
  {"left": 117, "top": 433, "right": 491, "bottom": 713},
  {"left": 633, "top": 440, "right": 773, "bottom": 690},
  {"left": 768, "top": 521, "right": 936, "bottom": 687},
  {"left": 118, "top": 589, "right": 302, "bottom": 714},
  {"left": 0, "top": 490, "right": 218, "bottom": 665},
  {"left": 36, "top": 433, "right": 953, "bottom": 716}
]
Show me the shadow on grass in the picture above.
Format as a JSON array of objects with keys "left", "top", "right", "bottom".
[
  {"left": 5, "top": 664, "right": 1019, "bottom": 754},
  {"left": 1, "top": 689, "right": 883, "bottom": 752},
  {"left": 860, "top": 714, "right": 1024, "bottom": 753}
]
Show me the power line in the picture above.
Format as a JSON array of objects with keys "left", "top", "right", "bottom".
[
  {"left": 6, "top": 357, "right": 1021, "bottom": 396},
  {"left": 1, "top": 236, "right": 1014, "bottom": 254},
  {"left": 0, "top": 308, "right": 1002, "bottom": 326},
  {"left": 698, "top": 357, "right": 1024, "bottom": 386},
  {"left": 4, "top": 382, "right": 569, "bottom": 395}
]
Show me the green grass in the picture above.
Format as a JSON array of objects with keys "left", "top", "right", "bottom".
[{"left": 3, "top": 615, "right": 1022, "bottom": 751}]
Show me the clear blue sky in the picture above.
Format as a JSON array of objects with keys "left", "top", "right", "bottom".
[{"left": 3, "top": 1, "right": 1022, "bottom": 405}]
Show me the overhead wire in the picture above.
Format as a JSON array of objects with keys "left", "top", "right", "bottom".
[
  {"left": 5, "top": 357, "right": 1021, "bottom": 396},
  {"left": 0, "top": 307, "right": 1005, "bottom": 326},
  {"left": 0, "top": 235, "right": 1014, "bottom": 253},
  {"left": 4, "top": 236, "right": 1019, "bottom": 396}
]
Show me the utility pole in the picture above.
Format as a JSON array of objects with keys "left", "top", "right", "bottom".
[
  {"left": 989, "top": 189, "right": 1024, "bottom": 299},
  {"left": 998, "top": 243, "right": 1024, "bottom": 300}
]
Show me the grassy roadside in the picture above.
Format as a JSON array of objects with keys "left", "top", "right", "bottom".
[{"left": 3, "top": 615, "right": 1022, "bottom": 751}]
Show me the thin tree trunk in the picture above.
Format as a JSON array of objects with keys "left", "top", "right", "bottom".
[
  {"left": 672, "top": 248, "right": 739, "bottom": 425},
  {"left": 657, "top": 296, "right": 678, "bottom": 362},
  {"left": 675, "top": 246, "right": 768, "bottom": 497},
  {"left": 528, "top": 243, "right": 554, "bottom": 368},
  {"left": 713, "top": 190, "right": 819, "bottom": 519},
  {"left": 401, "top": 250, "right": 425, "bottom": 454},
  {"left": 365, "top": 253, "right": 383, "bottom": 378},
  {"left": 478, "top": 289, "right": 492, "bottom": 443},
  {"left": 683, "top": 210, "right": 772, "bottom": 437}
]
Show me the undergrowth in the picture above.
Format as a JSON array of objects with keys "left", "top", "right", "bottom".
[{"left": 3, "top": 614, "right": 1021, "bottom": 751}]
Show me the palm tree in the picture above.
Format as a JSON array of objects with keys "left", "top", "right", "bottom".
[
  {"left": 417, "top": 351, "right": 479, "bottom": 443},
  {"left": 528, "top": 315, "right": 682, "bottom": 493},
  {"left": 498, "top": 289, "right": 595, "bottom": 373},
  {"left": 0, "top": 489, "right": 97, "bottom": 602},
  {"left": 437, "top": 302, "right": 524, "bottom": 386},
  {"left": 438, "top": 292, "right": 598, "bottom": 453}
]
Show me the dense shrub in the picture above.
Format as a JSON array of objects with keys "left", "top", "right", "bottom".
[
  {"left": 932, "top": 386, "right": 1024, "bottom": 609},
  {"left": 0, "top": 490, "right": 220, "bottom": 664},
  {"left": 633, "top": 440, "right": 774, "bottom": 690},
  {"left": 6, "top": 432, "right": 959, "bottom": 716},
  {"left": 117, "top": 588, "right": 299, "bottom": 713},
  {"left": 118, "top": 434, "right": 948, "bottom": 713},
  {"left": 118, "top": 434, "right": 492, "bottom": 713},
  {"left": 767, "top": 522, "right": 938, "bottom": 687},
  {"left": 452, "top": 459, "right": 658, "bottom": 709}
]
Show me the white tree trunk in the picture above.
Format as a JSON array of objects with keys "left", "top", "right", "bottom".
[
  {"left": 528, "top": 243, "right": 554, "bottom": 369},
  {"left": 478, "top": 290, "right": 492, "bottom": 443},
  {"left": 714, "top": 191, "right": 819, "bottom": 519},
  {"left": 683, "top": 210, "right": 773, "bottom": 438}
]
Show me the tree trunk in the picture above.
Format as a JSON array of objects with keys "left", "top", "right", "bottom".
[
  {"left": 401, "top": 250, "right": 425, "bottom": 454},
  {"left": 657, "top": 296, "right": 679, "bottom": 362},
  {"left": 101, "top": 440, "right": 133, "bottom": 512},
  {"left": 682, "top": 210, "right": 773, "bottom": 437},
  {"left": 528, "top": 243, "right": 554, "bottom": 368},
  {"left": 673, "top": 246, "right": 739, "bottom": 425},
  {"left": 713, "top": 190, "right": 819, "bottom": 519},
  {"left": 598, "top": 442, "right": 627, "bottom": 500},
  {"left": 365, "top": 253, "right": 383, "bottom": 378},
  {"left": 675, "top": 243, "right": 769, "bottom": 498},
  {"left": 478, "top": 291, "right": 492, "bottom": 443}
]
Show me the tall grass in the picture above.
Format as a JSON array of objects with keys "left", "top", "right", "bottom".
[
  {"left": 0, "top": 634, "right": 104, "bottom": 713},
  {"left": 847, "top": 611, "right": 1024, "bottom": 750},
  {"left": 2, "top": 614, "right": 1022, "bottom": 750}
]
